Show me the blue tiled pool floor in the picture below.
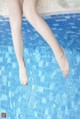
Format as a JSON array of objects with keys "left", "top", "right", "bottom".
[{"left": 0, "top": 13, "right": 80, "bottom": 119}]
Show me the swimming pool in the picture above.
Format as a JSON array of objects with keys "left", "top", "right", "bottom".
[{"left": 0, "top": 13, "right": 80, "bottom": 119}]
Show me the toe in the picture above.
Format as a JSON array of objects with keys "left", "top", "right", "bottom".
[
  {"left": 63, "top": 70, "right": 69, "bottom": 79},
  {"left": 25, "top": 82, "right": 28, "bottom": 85},
  {"left": 24, "top": 80, "right": 28, "bottom": 85},
  {"left": 23, "top": 80, "right": 28, "bottom": 85}
]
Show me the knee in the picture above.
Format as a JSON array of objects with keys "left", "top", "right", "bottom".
[
  {"left": 23, "top": 5, "right": 38, "bottom": 20},
  {"left": 23, "top": 7, "right": 39, "bottom": 28},
  {"left": 9, "top": 15, "right": 22, "bottom": 31}
]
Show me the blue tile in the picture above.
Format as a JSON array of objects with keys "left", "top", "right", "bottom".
[{"left": 0, "top": 13, "right": 80, "bottom": 119}]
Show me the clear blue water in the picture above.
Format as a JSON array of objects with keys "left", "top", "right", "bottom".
[{"left": 0, "top": 13, "right": 80, "bottom": 119}]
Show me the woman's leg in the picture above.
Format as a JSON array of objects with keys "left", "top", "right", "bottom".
[
  {"left": 9, "top": 0, "right": 28, "bottom": 85},
  {"left": 23, "top": 0, "right": 69, "bottom": 78}
]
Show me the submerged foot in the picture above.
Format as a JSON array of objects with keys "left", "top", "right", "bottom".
[
  {"left": 57, "top": 46, "right": 70, "bottom": 78},
  {"left": 19, "top": 61, "right": 28, "bottom": 85}
]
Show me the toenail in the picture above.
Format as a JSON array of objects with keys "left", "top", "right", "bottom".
[{"left": 26, "top": 83, "right": 28, "bottom": 85}]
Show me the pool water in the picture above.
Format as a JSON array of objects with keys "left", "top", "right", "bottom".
[{"left": 0, "top": 13, "right": 80, "bottom": 119}]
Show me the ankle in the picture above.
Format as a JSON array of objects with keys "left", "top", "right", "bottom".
[{"left": 18, "top": 59, "right": 25, "bottom": 68}]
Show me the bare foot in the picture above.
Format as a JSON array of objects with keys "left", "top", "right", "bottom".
[
  {"left": 19, "top": 61, "right": 28, "bottom": 85},
  {"left": 57, "top": 46, "right": 69, "bottom": 78}
]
